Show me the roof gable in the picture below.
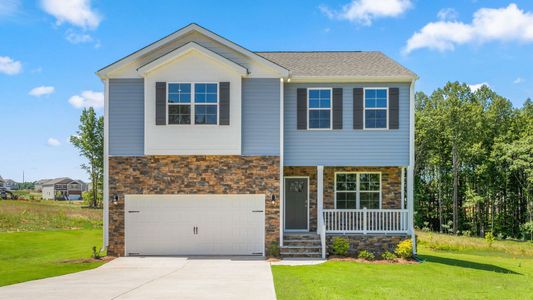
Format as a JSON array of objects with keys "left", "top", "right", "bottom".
[
  {"left": 137, "top": 42, "right": 248, "bottom": 76},
  {"left": 97, "top": 23, "right": 288, "bottom": 79}
]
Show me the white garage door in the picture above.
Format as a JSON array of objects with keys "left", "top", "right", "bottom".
[{"left": 124, "top": 194, "right": 265, "bottom": 256}]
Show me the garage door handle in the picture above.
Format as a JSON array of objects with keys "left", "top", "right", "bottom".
[
  {"left": 128, "top": 210, "right": 140, "bottom": 213},
  {"left": 252, "top": 210, "right": 264, "bottom": 213}
]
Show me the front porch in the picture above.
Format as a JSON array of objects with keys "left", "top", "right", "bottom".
[{"left": 281, "top": 166, "right": 414, "bottom": 258}]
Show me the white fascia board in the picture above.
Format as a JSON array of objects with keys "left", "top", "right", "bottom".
[
  {"left": 289, "top": 75, "right": 418, "bottom": 83},
  {"left": 136, "top": 42, "right": 248, "bottom": 76},
  {"left": 97, "top": 23, "right": 289, "bottom": 79}
]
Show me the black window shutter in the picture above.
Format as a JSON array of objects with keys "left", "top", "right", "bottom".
[
  {"left": 332, "top": 88, "right": 343, "bottom": 129},
  {"left": 155, "top": 82, "right": 166, "bottom": 125},
  {"left": 389, "top": 87, "right": 399, "bottom": 129},
  {"left": 219, "top": 82, "right": 230, "bottom": 125},
  {"left": 297, "top": 88, "right": 307, "bottom": 130},
  {"left": 353, "top": 88, "right": 364, "bottom": 129}
]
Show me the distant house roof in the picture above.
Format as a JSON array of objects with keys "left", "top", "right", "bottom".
[
  {"left": 42, "top": 177, "right": 73, "bottom": 186},
  {"left": 256, "top": 51, "right": 417, "bottom": 79}
]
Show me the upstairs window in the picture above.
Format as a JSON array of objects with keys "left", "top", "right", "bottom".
[
  {"left": 168, "top": 83, "right": 191, "bottom": 125},
  {"left": 194, "top": 83, "right": 218, "bottom": 125},
  {"left": 335, "top": 173, "right": 382, "bottom": 209},
  {"left": 308, "top": 88, "right": 331, "bottom": 129},
  {"left": 364, "top": 88, "right": 388, "bottom": 129},
  {"left": 167, "top": 83, "right": 218, "bottom": 125}
]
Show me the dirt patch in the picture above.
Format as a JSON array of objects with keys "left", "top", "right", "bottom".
[
  {"left": 60, "top": 256, "right": 116, "bottom": 264},
  {"left": 328, "top": 256, "right": 417, "bottom": 264}
]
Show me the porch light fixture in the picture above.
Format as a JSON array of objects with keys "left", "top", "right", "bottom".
[
  {"left": 271, "top": 195, "right": 276, "bottom": 205},
  {"left": 112, "top": 194, "right": 119, "bottom": 205}
]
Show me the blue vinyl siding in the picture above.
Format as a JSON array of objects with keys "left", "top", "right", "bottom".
[
  {"left": 242, "top": 78, "right": 280, "bottom": 156},
  {"left": 109, "top": 79, "right": 144, "bottom": 156},
  {"left": 284, "top": 83, "right": 410, "bottom": 166}
]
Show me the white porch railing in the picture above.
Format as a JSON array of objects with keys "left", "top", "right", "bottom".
[{"left": 323, "top": 208, "right": 409, "bottom": 234}]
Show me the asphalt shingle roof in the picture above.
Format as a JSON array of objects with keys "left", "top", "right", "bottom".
[{"left": 255, "top": 51, "right": 417, "bottom": 78}]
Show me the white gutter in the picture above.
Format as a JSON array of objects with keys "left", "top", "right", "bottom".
[{"left": 103, "top": 78, "right": 110, "bottom": 248}]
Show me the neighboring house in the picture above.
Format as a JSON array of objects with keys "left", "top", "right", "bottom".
[
  {"left": 0, "top": 176, "right": 4, "bottom": 189},
  {"left": 34, "top": 179, "right": 52, "bottom": 192},
  {"left": 98, "top": 23, "right": 417, "bottom": 258},
  {"left": 41, "top": 178, "right": 84, "bottom": 200},
  {"left": 3, "top": 179, "right": 18, "bottom": 190}
]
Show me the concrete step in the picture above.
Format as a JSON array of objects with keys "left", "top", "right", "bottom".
[
  {"left": 280, "top": 252, "right": 323, "bottom": 258},
  {"left": 283, "top": 233, "right": 320, "bottom": 241},
  {"left": 284, "top": 239, "right": 321, "bottom": 247}
]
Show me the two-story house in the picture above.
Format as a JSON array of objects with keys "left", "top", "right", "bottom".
[
  {"left": 98, "top": 24, "right": 417, "bottom": 258},
  {"left": 42, "top": 177, "right": 85, "bottom": 200}
]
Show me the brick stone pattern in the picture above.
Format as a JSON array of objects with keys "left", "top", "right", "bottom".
[
  {"left": 323, "top": 167, "right": 402, "bottom": 210},
  {"left": 108, "top": 155, "right": 280, "bottom": 256},
  {"left": 326, "top": 234, "right": 409, "bottom": 257},
  {"left": 283, "top": 167, "right": 318, "bottom": 232},
  {"left": 283, "top": 166, "right": 403, "bottom": 232}
]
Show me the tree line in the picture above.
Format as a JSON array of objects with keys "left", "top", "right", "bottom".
[{"left": 415, "top": 82, "right": 533, "bottom": 240}]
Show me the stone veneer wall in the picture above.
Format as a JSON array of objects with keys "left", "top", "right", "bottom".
[
  {"left": 283, "top": 166, "right": 403, "bottom": 232},
  {"left": 326, "top": 234, "right": 409, "bottom": 257},
  {"left": 108, "top": 155, "right": 280, "bottom": 256}
]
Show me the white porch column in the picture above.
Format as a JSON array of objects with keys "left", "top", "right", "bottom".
[
  {"left": 408, "top": 79, "right": 417, "bottom": 255},
  {"left": 317, "top": 165, "right": 324, "bottom": 234},
  {"left": 103, "top": 78, "right": 109, "bottom": 248},
  {"left": 279, "top": 78, "right": 285, "bottom": 247}
]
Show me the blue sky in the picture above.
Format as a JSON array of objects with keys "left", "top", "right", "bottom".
[{"left": 0, "top": 0, "right": 532, "bottom": 182}]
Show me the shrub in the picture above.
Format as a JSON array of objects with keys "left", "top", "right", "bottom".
[
  {"left": 395, "top": 239, "right": 413, "bottom": 259},
  {"left": 268, "top": 242, "right": 280, "bottom": 258},
  {"left": 381, "top": 251, "right": 397, "bottom": 261},
  {"left": 331, "top": 237, "right": 350, "bottom": 256},
  {"left": 358, "top": 250, "right": 375, "bottom": 260},
  {"left": 92, "top": 246, "right": 101, "bottom": 259},
  {"left": 462, "top": 230, "right": 472, "bottom": 237},
  {"left": 521, "top": 221, "right": 533, "bottom": 240},
  {"left": 485, "top": 232, "right": 495, "bottom": 247}
]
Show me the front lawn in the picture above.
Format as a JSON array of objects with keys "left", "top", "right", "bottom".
[
  {"left": 272, "top": 233, "right": 533, "bottom": 300},
  {"left": 0, "top": 229, "right": 105, "bottom": 286}
]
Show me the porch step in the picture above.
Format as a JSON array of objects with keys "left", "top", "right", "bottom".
[{"left": 281, "top": 233, "right": 323, "bottom": 259}]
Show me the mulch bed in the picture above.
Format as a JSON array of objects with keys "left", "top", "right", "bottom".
[
  {"left": 328, "top": 256, "right": 417, "bottom": 264},
  {"left": 60, "top": 256, "right": 116, "bottom": 264}
]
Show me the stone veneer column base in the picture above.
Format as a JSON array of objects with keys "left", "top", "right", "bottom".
[
  {"left": 108, "top": 155, "right": 280, "bottom": 257},
  {"left": 326, "top": 234, "right": 409, "bottom": 257}
]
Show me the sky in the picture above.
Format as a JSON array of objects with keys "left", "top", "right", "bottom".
[{"left": 0, "top": 0, "right": 532, "bottom": 182}]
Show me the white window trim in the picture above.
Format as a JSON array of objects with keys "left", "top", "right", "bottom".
[
  {"left": 166, "top": 82, "right": 220, "bottom": 126},
  {"left": 334, "top": 172, "right": 382, "bottom": 209},
  {"left": 307, "top": 87, "right": 333, "bottom": 130},
  {"left": 363, "top": 87, "right": 389, "bottom": 130}
]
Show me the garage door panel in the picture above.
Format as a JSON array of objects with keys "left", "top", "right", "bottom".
[{"left": 124, "top": 194, "right": 265, "bottom": 256}]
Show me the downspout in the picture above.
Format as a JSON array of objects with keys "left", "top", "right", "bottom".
[
  {"left": 103, "top": 78, "right": 110, "bottom": 250},
  {"left": 279, "top": 77, "right": 285, "bottom": 248}
]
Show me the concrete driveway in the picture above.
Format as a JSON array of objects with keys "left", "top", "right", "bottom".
[{"left": 0, "top": 257, "right": 276, "bottom": 300}]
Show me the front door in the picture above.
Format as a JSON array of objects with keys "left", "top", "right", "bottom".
[{"left": 284, "top": 177, "right": 309, "bottom": 231}]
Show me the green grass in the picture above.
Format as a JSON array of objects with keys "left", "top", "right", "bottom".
[
  {"left": 0, "top": 200, "right": 102, "bottom": 232},
  {"left": 0, "top": 229, "right": 105, "bottom": 286},
  {"left": 272, "top": 233, "right": 533, "bottom": 300}
]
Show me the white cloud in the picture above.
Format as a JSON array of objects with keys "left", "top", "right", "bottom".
[
  {"left": 29, "top": 85, "right": 55, "bottom": 97},
  {"left": 405, "top": 4, "right": 533, "bottom": 53},
  {"left": 65, "top": 29, "right": 93, "bottom": 44},
  {"left": 320, "top": 0, "right": 412, "bottom": 26},
  {"left": 0, "top": 0, "right": 20, "bottom": 17},
  {"left": 68, "top": 90, "right": 103, "bottom": 109},
  {"left": 513, "top": 77, "right": 524, "bottom": 84},
  {"left": 437, "top": 8, "right": 458, "bottom": 21},
  {"left": 47, "top": 138, "right": 61, "bottom": 146},
  {"left": 0, "top": 56, "right": 22, "bottom": 75},
  {"left": 468, "top": 82, "right": 490, "bottom": 92},
  {"left": 40, "top": 0, "right": 101, "bottom": 29}
]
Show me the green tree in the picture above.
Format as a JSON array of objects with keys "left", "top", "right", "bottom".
[{"left": 70, "top": 107, "right": 103, "bottom": 208}]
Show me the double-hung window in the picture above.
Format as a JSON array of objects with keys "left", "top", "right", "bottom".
[
  {"left": 364, "top": 88, "right": 388, "bottom": 129},
  {"left": 168, "top": 83, "right": 192, "bottom": 125},
  {"left": 167, "top": 83, "right": 218, "bottom": 125},
  {"left": 308, "top": 88, "right": 331, "bottom": 129},
  {"left": 335, "top": 173, "right": 381, "bottom": 209}
]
